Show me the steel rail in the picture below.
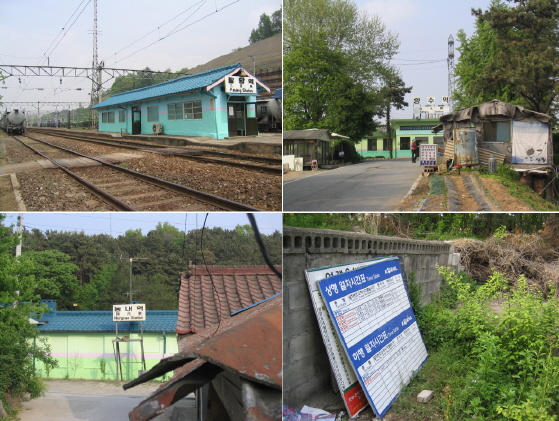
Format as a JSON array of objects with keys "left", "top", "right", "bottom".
[
  {"left": 28, "top": 128, "right": 282, "bottom": 174},
  {"left": 16, "top": 134, "right": 262, "bottom": 211},
  {"left": 10, "top": 135, "right": 137, "bottom": 211}
]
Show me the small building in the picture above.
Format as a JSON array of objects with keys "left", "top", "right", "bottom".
[
  {"left": 34, "top": 300, "right": 178, "bottom": 381},
  {"left": 283, "top": 129, "right": 333, "bottom": 169},
  {"left": 125, "top": 264, "right": 282, "bottom": 421},
  {"left": 92, "top": 63, "right": 271, "bottom": 139},
  {"left": 356, "top": 118, "right": 442, "bottom": 159},
  {"left": 436, "top": 99, "right": 554, "bottom": 199}
]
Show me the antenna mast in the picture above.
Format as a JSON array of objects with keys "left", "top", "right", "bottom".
[{"left": 447, "top": 34, "right": 455, "bottom": 111}]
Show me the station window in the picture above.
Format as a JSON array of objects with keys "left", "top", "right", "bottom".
[
  {"left": 184, "top": 100, "right": 203, "bottom": 120},
  {"left": 147, "top": 106, "right": 159, "bottom": 122},
  {"left": 400, "top": 137, "right": 411, "bottom": 150},
  {"left": 367, "top": 139, "right": 377, "bottom": 151},
  {"left": 382, "top": 139, "right": 390, "bottom": 151},
  {"left": 119, "top": 110, "right": 125, "bottom": 123},
  {"left": 168, "top": 101, "right": 203, "bottom": 120},
  {"left": 101, "top": 112, "right": 114, "bottom": 123},
  {"left": 483, "top": 121, "right": 511, "bottom": 142},
  {"left": 168, "top": 103, "right": 184, "bottom": 120}
]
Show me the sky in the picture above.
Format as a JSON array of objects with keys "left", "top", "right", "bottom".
[
  {"left": 2, "top": 212, "right": 282, "bottom": 237},
  {"left": 355, "top": 0, "right": 494, "bottom": 119},
  {"left": 0, "top": 0, "right": 280, "bottom": 114}
]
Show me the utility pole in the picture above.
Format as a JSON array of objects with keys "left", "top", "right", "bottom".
[
  {"left": 123, "top": 257, "right": 147, "bottom": 303},
  {"left": 15, "top": 213, "right": 23, "bottom": 257}
]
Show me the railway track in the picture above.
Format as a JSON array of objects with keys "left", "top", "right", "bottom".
[
  {"left": 11, "top": 133, "right": 261, "bottom": 212},
  {"left": 27, "top": 128, "right": 282, "bottom": 175}
]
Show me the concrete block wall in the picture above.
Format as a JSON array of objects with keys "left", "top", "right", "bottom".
[{"left": 283, "top": 226, "right": 461, "bottom": 409}]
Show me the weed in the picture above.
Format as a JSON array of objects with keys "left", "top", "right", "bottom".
[{"left": 393, "top": 267, "right": 559, "bottom": 420}]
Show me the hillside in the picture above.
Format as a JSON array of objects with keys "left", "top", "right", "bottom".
[{"left": 188, "top": 32, "right": 281, "bottom": 74}]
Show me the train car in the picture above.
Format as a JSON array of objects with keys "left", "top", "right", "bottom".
[
  {"left": 1, "top": 109, "right": 26, "bottom": 134},
  {"left": 256, "top": 89, "right": 282, "bottom": 132}
]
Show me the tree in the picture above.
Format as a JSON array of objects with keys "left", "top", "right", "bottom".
[
  {"left": 249, "top": 8, "right": 282, "bottom": 44},
  {"left": 20, "top": 250, "right": 80, "bottom": 311},
  {"left": 284, "top": 0, "right": 399, "bottom": 84},
  {"left": 380, "top": 74, "right": 412, "bottom": 158},
  {"left": 284, "top": 34, "right": 380, "bottom": 140},
  {"left": 0, "top": 215, "right": 57, "bottom": 410},
  {"left": 455, "top": 0, "right": 559, "bottom": 114},
  {"left": 284, "top": 0, "right": 400, "bottom": 139}
]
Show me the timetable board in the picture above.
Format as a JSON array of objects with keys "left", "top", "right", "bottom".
[
  {"left": 317, "top": 258, "right": 428, "bottom": 419},
  {"left": 305, "top": 258, "right": 392, "bottom": 417},
  {"left": 420, "top": 144, "right": 437, "bottom": 167}
]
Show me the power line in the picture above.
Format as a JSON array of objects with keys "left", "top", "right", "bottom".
[
  {"left": 104, "top": 0, "right": 207, "bottom": 66},
  {"left": 110, "top": 0, "right": 239, "bottom": 66}
]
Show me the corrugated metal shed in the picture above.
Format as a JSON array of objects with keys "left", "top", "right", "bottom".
[
  {"left": 177, "top": 264, "right": 282, "bottom": 335},
  {"left": 125, "top": 295, "right": 282, "bottom": 421},
  {"left": 92, "top": 63, "right": 268, "bottom": 109}
]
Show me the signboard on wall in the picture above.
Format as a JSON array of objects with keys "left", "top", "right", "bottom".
[
  {"left": 305, "top": 258, "right": 392, "bottom": 417},
  {"left": 113, "top": 304, "right": 146, "bottom": 321},
  {"left": 420, "top": 144, "right": 437, "bottom": 166},
  {"left": 225, "top": 76, "right": 257, "bottom": 94},
  {"left": 511, "top": 121, "right": 549, "bottom": 164},
  {"left": 317, "top": 258, "right": 428, "bottom": 419}
]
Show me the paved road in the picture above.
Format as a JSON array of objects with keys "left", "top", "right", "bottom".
[
  {"left": 17, "top": 379, "right": 196, "bottom": 421},
  {"left": 283, "top": 158, "right": 423, "bottom": 211}
]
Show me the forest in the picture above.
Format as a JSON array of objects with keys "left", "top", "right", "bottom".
[{"left": 5, "top": 219, "right": 281, "bottom": 311}]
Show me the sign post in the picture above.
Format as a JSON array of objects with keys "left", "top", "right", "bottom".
[
  {"left": 420, "top": 144, "right": 438, "bottom": 167},
  {"left": 112, "top": 303, "right": 147, "bottom": 380}
]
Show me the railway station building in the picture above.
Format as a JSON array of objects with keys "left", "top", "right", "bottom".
[
  {"left": 356, "top": 118, "right": 441, "bottom": 159},
  {"left": 92, "top": 63, "right": 271, "bottom": 139}
]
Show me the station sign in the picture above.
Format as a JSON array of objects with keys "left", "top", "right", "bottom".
[
  {"left": 317, "top": 258, "right": 428, "bottom": 419},
  {"left": 225, "top": 75, "right": 257, "bottom": 94},
  {"left": 113, "top": 304, "right": 146, "bottom": 321}
]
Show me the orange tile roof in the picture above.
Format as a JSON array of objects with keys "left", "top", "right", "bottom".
[{"left": 176, "top": 264, "right": 282, "bottom": 335}]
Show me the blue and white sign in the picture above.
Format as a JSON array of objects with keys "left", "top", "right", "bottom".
[{"left": 318, "top": 258, "right": 428, "bottom": 419}]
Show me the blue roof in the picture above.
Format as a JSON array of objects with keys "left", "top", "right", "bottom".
[
  {"left": 37, "top": 310, "right": 177, "bottom": 333},
  {"left": 92, "top": 63, "right": 264, "bottom": 109}
]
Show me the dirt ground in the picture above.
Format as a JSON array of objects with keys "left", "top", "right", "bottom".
[{"left": 396, "top": 172, "right": 540, "bottom": 211}]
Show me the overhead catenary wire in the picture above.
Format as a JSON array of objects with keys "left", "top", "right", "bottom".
[{"left": 109, "top": 0, "right": 240, "bottom": 67}]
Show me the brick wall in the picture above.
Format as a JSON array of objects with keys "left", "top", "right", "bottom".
[{"left": 283, "top": 227, "right": 462, "bottom": 408}]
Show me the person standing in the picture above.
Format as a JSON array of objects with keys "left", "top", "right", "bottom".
[{"left": 411, "top": 138, "right": 418, "bottom": 163}]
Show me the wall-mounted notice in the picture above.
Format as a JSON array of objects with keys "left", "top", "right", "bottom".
[
  {"left": 318, "top": 258, "right": 428, "bottom": 419},
  {"left": 305, "top": 258, "right": 392, "bottom": 417}
]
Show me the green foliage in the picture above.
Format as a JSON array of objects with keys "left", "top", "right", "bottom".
[
  {"left": 249, "top": 8, "right": 282, "bottom": 44},
  {"left": 284, "top": 0, "right": 400, "bottom": 140},
  {"left": 0, "top": 215, "right": 57, "bottom": 414},
  {"left": 99, "top": 359, "right": 106, "bottom": 380},
  {"left": 17, "top": 223, "right": 281, "bottom": 311},
  {"left": 493, "top": 225, "right": 508, "bottom": 239},
  {"left": 455, "top": 0, "right": 559, "bottom": 115},
  {"left": 283, "top": 34, "right": 380, "bottom": 140},
  {"left": 403, "top": 267, "right": 559, "bottom": 420}
]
